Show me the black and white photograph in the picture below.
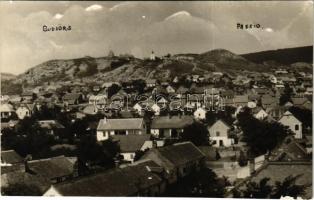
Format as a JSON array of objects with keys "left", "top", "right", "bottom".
[{"left": 0, "top": 1, "right": 313, "bottom": 198}]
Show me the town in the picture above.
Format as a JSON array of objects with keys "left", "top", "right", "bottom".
[{"left": 1, "top": 51, "right": 312, "bottom": 198}]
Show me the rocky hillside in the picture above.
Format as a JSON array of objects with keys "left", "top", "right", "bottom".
[{"left": 9, "top": 47, "right": 311, "bottom": 86}]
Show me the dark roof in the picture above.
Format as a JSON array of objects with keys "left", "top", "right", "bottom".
[
  {"left": 38, "top": 120, "right": 65, "bottom": 129},
  {"left": 112, "top": 135, "right": 150, "bottom": 153},
  {"left": 28, "top": 156, "right": 74, "bottom": 180},
  {"left": 251, "top": 162, "right": 312, "bottom": 199},
  {"left": 51, "top": 159, "right": 162, "bottom": 196},
  {"left": 151, "top": 115, "right": 194, "bottom": 129},
  {"left": 1, "top": 171, "right": 50, "bottom": 194},
  {"left": 63, "top": 93, "right": 81, "bottom": 100},
  {"left": 1, "top": 150, "right": 24, "bottom": 164},
  {"left": 142, "top": 142, "right": 205, "bottom": 170},
  {"left": 97, "top": 118, "right": 144, "bottom": 131},
  {"left": 270, "top": 139, "right": 309, "bottom": 162}
]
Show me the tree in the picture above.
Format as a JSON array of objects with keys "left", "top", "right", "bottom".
[
  {"left": 163, "top": 167, "right": 226, "bottom": 197},
  {"left": 279, "top": 84, "right": 293, "bottom": 105},
  {"left": 271, "top": 175, "right": 307, "bottom": 199},
  {"left": 233, "top": 175, "right": 308, "bottom": 199},
  {"left": 237, "top": 108, "right": 288, "bottom": 155},
  {"left": 181, "top": 122, "right": 209, "bottom": 146},
  {"left": 76, "top": 136, "right": 119, "bottom": 174},
  {"left": 238, "top": 150, "right": 248, "bottom": 167}
]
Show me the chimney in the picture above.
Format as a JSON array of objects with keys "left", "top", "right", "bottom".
[
  {"left": 103, "top": 117, "right": 107, "bottom": 123},
  {"left": 24, "top": 154, "right": 32, "bottom": 173}
]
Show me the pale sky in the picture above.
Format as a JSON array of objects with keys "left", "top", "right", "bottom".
[{"left": 0, "top": 1, "right": 313, "bottom": 75}]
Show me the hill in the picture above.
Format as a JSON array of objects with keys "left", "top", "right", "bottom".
[
  {"left": 241, "top": 46, "right": 313, "bottom": 65},
  {"left": 6, "top": 46, "right": 311, "bottom": 87},
  {"left": 1, "top": 73, "right": 16, "bottom": 81}
]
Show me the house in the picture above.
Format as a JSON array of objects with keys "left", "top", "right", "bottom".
[
  {"left": 269, "top": 137, "right": 310, "bottom": 162},
  {"left": 63, "top": 93, "right": 83, "bottom": 106},
  {"left": 291, "top": 97, "right": 312, "bottom": 110},
  {"left": 193, "top": 107, "right": 207, "bottom": 120},
  {"left": 253, "top": 108, "right": 268, "bottom": 120},
  {"left": 133, "top": 103, "right": 143, "bottom": 115},
  {"left": 208, "top": 119, "right": 234, "bottom": 147},
  {"left": 44, "top": 159, "right": 165, "bottom": 196},
  {"left": 25, "top": 156, "right": 75, "bottom": 184},
  {"left": 250, "top": 162, "right": 312, "bottom": 199},
  {"left": 261, "top": 95, "right": 279, "bottom": 109},
  {"left": 142, "top": 142, "right": 206, "bottom": 184},
  {"left": 89, "top": 95, "right": 107, "bottom": 109},
  {"left": 1, "top": 150, "right": 23, "bottom": 166},
  {"left": 146, "top": 79, "right": 157, "bottom": 88},
  {"left": 278, "top": 111, "right": 302, "bottom": 139},
  {"left": 233, "top": 95, "right": 249, "bottom": 107},
  {"left": 150, "top": 115, "right": 194, "bottom": 139},
  {"left": 0, "top": 103, "right": 15, "bottom": 118},
  {"left": 186, "top": 94, "right": 203, "bottom": 109},
  {"left": 166, "top": 85, "right": 176, "bottom": 94},
  {"left": 21, "top": 91, "right": 34, "bottom": 102},
  {"left": 96, "top": 118, "right": 146, "bottom": 141},
  {"left": 38, "top": 120, "right": 65, "bottom": 137},
  {"left": 16, "top": 104, "right": 34, "bottom": 119},
  {"left": 112, "top": 135, "right": 151, "bottom": 162},
  {"left": 150, "top": 103, "right": 161, "bottom": 116},
  {"left": 266, "top": 106, "right": 287, "bottom": 120}
]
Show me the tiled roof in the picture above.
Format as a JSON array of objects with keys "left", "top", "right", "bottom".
[
  {"left": 97, "top": 118, "right": 144, "bottom": 131},
  {"left": 38, "top": 120, "right": 65, "bottom": 129},
  {"left": 51, "top": 160, "right": 162, "bottom": 196},
  {"left": 112, "top": 135, "right": 150, "bottom": 153},
  {"left": 27, "top": 156, "right": 74, "bottom": 180},
  {"left": 1, "top": 171, "right": 50, "bottom": 194},
  {"left": 1, "top": 150, "right": 23, "bottom": 164},
  {"left": 251, "top": 162, "right": 312, "bottom": 199},
  {"left": 151, "top": 115, "right": 194, "bottom": 129},
  {"left": 143, "top": 142, "right": 205, "bottom": 170}
]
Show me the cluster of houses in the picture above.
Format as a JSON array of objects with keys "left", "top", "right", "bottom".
[
  {"left": 1, "top": 142, "right": 207, "bottom": 196},
  {"left": 1, "top": 68, "right": 312, "bottom": 197}
]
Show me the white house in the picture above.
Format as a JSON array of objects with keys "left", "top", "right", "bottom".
[
  {"left": 278, "top": 111, "right": 302, "bottom": 139},
  {"left": 0, "top": 103, "right": 15, "bottom": 118},
  {"left": 254, "top": 108, "right": 268, "bottom": 120},
  {"left": 133, "top": 103, "right": 143, "bottom": 115},
  {"left": 151, "top": 103, "right": 161, "bottom": 116},
  {"left": 16, "top": 104, "right": 33, "bottom": 119},
  {"left": 193, "top": 107, "right": 207, "bottom": 120},
  {"left": 208, "top": 119, "right": 234, "bottom": 147},
  {"left": 96, "top": 118, "right": 146, "bottom": 141}
]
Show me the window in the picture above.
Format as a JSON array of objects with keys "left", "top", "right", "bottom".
[
  {"left": 216, "top": 131, "right": 220, "bottom": 136},
  {"left": 295, "top": 124, "right": 299, "bottom": 131}
]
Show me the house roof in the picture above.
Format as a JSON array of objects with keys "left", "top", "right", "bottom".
[
  {"left": 270, "top": 138, "right": 309, "bottom": 162},
  {"left": 1, "top": 150, "right": 24, "bottom": 164},
  {"left": 291, "top": 97, "right": 309, "bottom": 106},
  {"left": 142, "top": 142, "right": 205, "bottom": 170},
  {"left": 27, "top": 156, "right": 74, "bottom": 180},
  {"left": 233, "top": 95, "right": 248, "bottom": 103},
  {"left": 251, "top": 162, "right": 312, "bottom": 199},
  {"left": 112, "top": 135, "right": 150, "bottom": 153},
  {"left": 38, "top": 120, "right": 65, "bottom": 129},
  {"left": 97, "top": 118, "right": 144, "bottom": 131},
  {"left": 261, "top": 95, "right": 278, "bottom": 105},
  {"left": 1, "top": 171, "right": 50, "bottom": 194},
  {"left": 208, "top": 119, "right": 231, "bottom": 130},
  {"left": 0, "top": 103, "right": 14, "bottom": 112},
  {"left": 151, "top": 115, "right": 194, "bottom": 129},
  {"left": 63, "top": 93, "right": 81, "bottom": 100},
  {"left": 51, "top": 159, "right": 162, "bottom": 196}
]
